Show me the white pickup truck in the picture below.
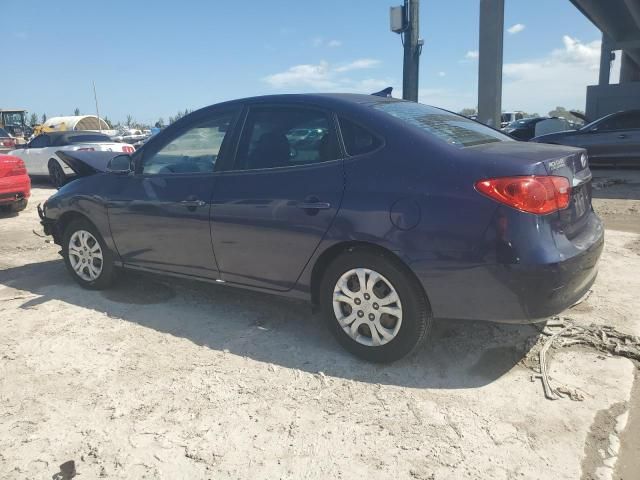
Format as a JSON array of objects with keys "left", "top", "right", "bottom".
[{"left": 9, "top": 131, "right": 134, "bottom": 188}]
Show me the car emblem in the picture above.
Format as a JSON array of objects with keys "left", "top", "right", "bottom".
[{"left": 580, "top": 153, "right": 587, "bottom": 168}]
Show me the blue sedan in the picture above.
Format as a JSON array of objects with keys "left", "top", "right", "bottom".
[{"left": 39, "top": 93, "right": 604, "bottom": 362}]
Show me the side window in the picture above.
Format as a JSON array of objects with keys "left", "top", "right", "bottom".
[
  {"left": 613, "top": 112, "right": 640, "bottom": 130},
  {"left": 29, "top": 135, "right": 49, "bottom": 148},
  {"left": 142, "top": 112, "right": 235, "bottom": 175},
  {"left": 338, "top": 117, "right": 382, "bottom": 156},
  {"left": 235, "top": 107, "right": 339, "bottom": 170},
  {"left": 597, "top": 113, "right": 640, "bottom": 132}
]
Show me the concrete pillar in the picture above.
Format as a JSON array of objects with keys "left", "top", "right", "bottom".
[
  {"left": 477, "top": 0, "right": 505, "bottom": 128},
  {"left": 620, "top": 51, "right": 640, "bottom": 83},
  {"left": 599, "top": 34, "right": 613, "bottom": 86}
]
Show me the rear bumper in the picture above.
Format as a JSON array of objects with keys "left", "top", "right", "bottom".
[
  {"left": 416, "top": 212, "right": 604, "bottom": 323},
  {"left": 0, "top": 175, "right": 31, "bottom": 205}
]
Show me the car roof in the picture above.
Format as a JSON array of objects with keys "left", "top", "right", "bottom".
[
  {"left": 211, "top": 93, "right": 406, "bottom": 110},
  {"left": 41, "top": 131, "right": 110, "bottom": 140}
]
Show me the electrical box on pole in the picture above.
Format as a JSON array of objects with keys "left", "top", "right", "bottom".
[
  {"left": 390, "top": 0, "right": 421, "bottom": 102},
  {"left": 389, "top": 6, "right": 406, "bottom": 33}
]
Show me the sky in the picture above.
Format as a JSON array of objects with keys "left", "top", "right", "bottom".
[{"left": 3, "top": 0, "right": 614, "bottom": 125}]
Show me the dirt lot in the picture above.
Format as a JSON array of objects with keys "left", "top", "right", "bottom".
[{"left": 1, "top": 170, "right": 639, "bottom": 480}]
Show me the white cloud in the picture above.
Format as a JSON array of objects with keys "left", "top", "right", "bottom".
[
  {"left": 465, "top": 50, "right": 479, "bottom": 59},
  {"left": 334, "top": 58, "right": 381, "bottom": 72},
  {"left": 263, "top": 59, "right": 383, "bottom": 90},
  {"left": 264, "top": 61, "right": 336, "bottom": 89},
  {"left": 438, "top": 71, "right": 446, "bottom": 77},
  {"left": 418, "top": 88, "right": 476, "bottom": 112},
  {"left": 502, "top": 35, "right": 601, "bottom": 112},
  {"left": 507, "top": 23, "right": 526, "bottom": 35},
  {"left": 327, "top": 39, "right": 342, "bottom": 48}
]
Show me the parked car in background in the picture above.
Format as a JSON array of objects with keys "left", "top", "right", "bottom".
[
  {"left": 532, "top": 110, "right": 640, "bottom": 166},
  {"left": 0, "top": 155, "right": 30, "bottom": 213},
  {"left": 0, "top": 128, "right": 17, "bottom": 153},
  {"left": 112, "top": 129, "right": 149, "bottom": 144},
  {"left": 502, "top": 117, "right": 548, "bottom": 141},
  {"left": 500, "top": 111, "right": 525, "bottom": 128},
  {"left": 40, "top": 93, "right": 603, "bottom": 362},
  {"left": 9, "top": 131, "right": 135, "bottom": 188}
]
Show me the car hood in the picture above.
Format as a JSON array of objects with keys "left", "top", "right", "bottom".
[{"left": 56, "top": 150, "right": 120, "bottom": 176}]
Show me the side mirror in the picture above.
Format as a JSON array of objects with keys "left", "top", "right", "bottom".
[
  {"left": 589, "top": 126, "right": 599, "bottom": 133},
  {"left": 107, "top": 154, "right": 132, "bottom": 174}
]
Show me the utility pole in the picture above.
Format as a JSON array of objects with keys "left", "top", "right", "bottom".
[
  {"left": 92, "top": 80, "right": 102, "bottom": 133},
  {"left": 403, "top": 0, "right": 421, "bottom": 101},
  {"left": 390, "top": 0, "right": 422, "bottom": 101}
]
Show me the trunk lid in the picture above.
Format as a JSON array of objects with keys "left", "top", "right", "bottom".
[
  {"left": 543, "top": 148, "right": 592, "bottom": 239},
  {"left": 469, "top": 141, "right": 593, "bottom": 238},
  {"left": 56, "top": 150, "right": 120, "bottom": 176},
  {"left": 0, "top": 155, "right": 26, "bottom": 178}
]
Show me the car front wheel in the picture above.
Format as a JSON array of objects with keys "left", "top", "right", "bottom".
[
  {"left": 320, "top": 249, "right": 432, "bottom": 363},
  {"left": 62, "top": 219, "right": 115, "bottom": 289}
]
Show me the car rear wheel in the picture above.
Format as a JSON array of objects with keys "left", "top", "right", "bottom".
[
  {"left": 320, "top": 249, "right": 432, "bottom": 363},
  {"left": 62, "top": 219, "right": 115, "bottom": 289},
  {"left": 48, "top": 159, "right": 67, "bottom": 189}
]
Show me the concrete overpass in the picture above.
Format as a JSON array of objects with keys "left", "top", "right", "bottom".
[{"left": 477, "top": 0, "right": 640, "bottom": 126}]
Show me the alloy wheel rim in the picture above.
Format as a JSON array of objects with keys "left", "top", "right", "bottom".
[
  {"left": 68, "top": 230, "right": 103, "bottom": 282},
  {"left": 332, "top": 268, "right": 403, "bottom": 347}
]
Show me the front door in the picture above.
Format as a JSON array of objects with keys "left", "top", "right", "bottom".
[
  {"left": 107, "top": 109, "right": 239, "bottom": 279},
  {"left": 211, "top": 105, "right": 344, "bottom": 291}
]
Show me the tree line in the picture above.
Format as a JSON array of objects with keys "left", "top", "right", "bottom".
[{"left": 26, "top": 107, "right": 193, "bottom": 131}]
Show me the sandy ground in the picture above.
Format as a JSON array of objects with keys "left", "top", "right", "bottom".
[{"left": 0, "top": 171, "right": 639, "bottom": 480}]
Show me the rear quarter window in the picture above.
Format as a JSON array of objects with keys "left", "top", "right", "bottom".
[
  {"left": 373, "top": 102, "right": 513, "bottom": 148},
  {"left": 338, "top": 117, "right": 383, "bottom": 156}
]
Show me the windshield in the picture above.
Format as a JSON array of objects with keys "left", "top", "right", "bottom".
[
  {"left": 373, "top": 102, "right": 513, "bottom": 148},
  {"left": 0, "top": 128, "right": 10, "bottom": 137}
]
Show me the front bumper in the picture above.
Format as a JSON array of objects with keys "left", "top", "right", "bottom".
[{"left": 38, "top": 203, "right": 58, "bottom": 237}]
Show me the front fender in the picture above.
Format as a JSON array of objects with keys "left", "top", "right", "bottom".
[{"left": 41, "top": 175, "right": 119, "bottom": 258}]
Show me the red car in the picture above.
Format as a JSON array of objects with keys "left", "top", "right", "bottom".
[{"left": 0, "top": 154, "right": 30, "bottom": 213}]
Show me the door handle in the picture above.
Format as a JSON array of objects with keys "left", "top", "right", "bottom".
[
  {"left": 618, "top": 134, "right": 627, "bottom": 139},
  {"left": 180, "top": 199, "right": 206, "bottom": 208},
  {"left": 297, "top": 201, "right": 331, "bottom": 210}
]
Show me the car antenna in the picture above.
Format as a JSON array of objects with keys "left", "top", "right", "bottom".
[{"left": 371, "top": 87, "right": 393, "bottom": 98}]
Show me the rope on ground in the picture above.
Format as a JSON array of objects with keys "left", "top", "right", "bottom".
[{"left": 528, "top": 318, "right": 640, "bottom": 401}]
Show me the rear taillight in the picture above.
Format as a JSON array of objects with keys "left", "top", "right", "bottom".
[
  {"left": 122, "top": 145, "right": 134, "bottom": 153},
  {"left": 475, "top": 176, "right": 570, "bottom": 214},
  {"left": 1, "top": 138, "right": 16, "bottom": 148},
  {"left": 77, "top": 147, "right": 95, "bottom": 152},
  {"left": 7, "top": 161, "right": 27, "bottom": 176}
]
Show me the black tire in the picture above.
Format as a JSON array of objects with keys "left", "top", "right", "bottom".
[
  {"left": 319, "top": 249, "right": 432, "bottom": 363},
  {"left": 62, "top": 218, "right": 116, "bottom": 289},
  {"left": 48, "top": 159, "right": 67, "bottom": 189}
]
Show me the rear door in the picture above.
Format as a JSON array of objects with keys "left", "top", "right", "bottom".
[
  {"left": 21, "top": 134, "right": 50, "bottom": 175},
  {"left": 607, "top": 111, "right": 640, "bottom": 162},
  {"left": 210, "top": 104, "right": 344, "bottom": 291},
  {"left": 584, "top": 112, "right": 640, "bottom": 163},
  {"left": 106, "top": 108, "right": 239, "bottom": 279}
]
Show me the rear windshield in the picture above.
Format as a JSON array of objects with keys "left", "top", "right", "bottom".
[
  {"left": 373, "top": 102, "right": 513, "bottom": 148},
  {"left": 67, "top": 134, "right": 111, "bottom": 144}
]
